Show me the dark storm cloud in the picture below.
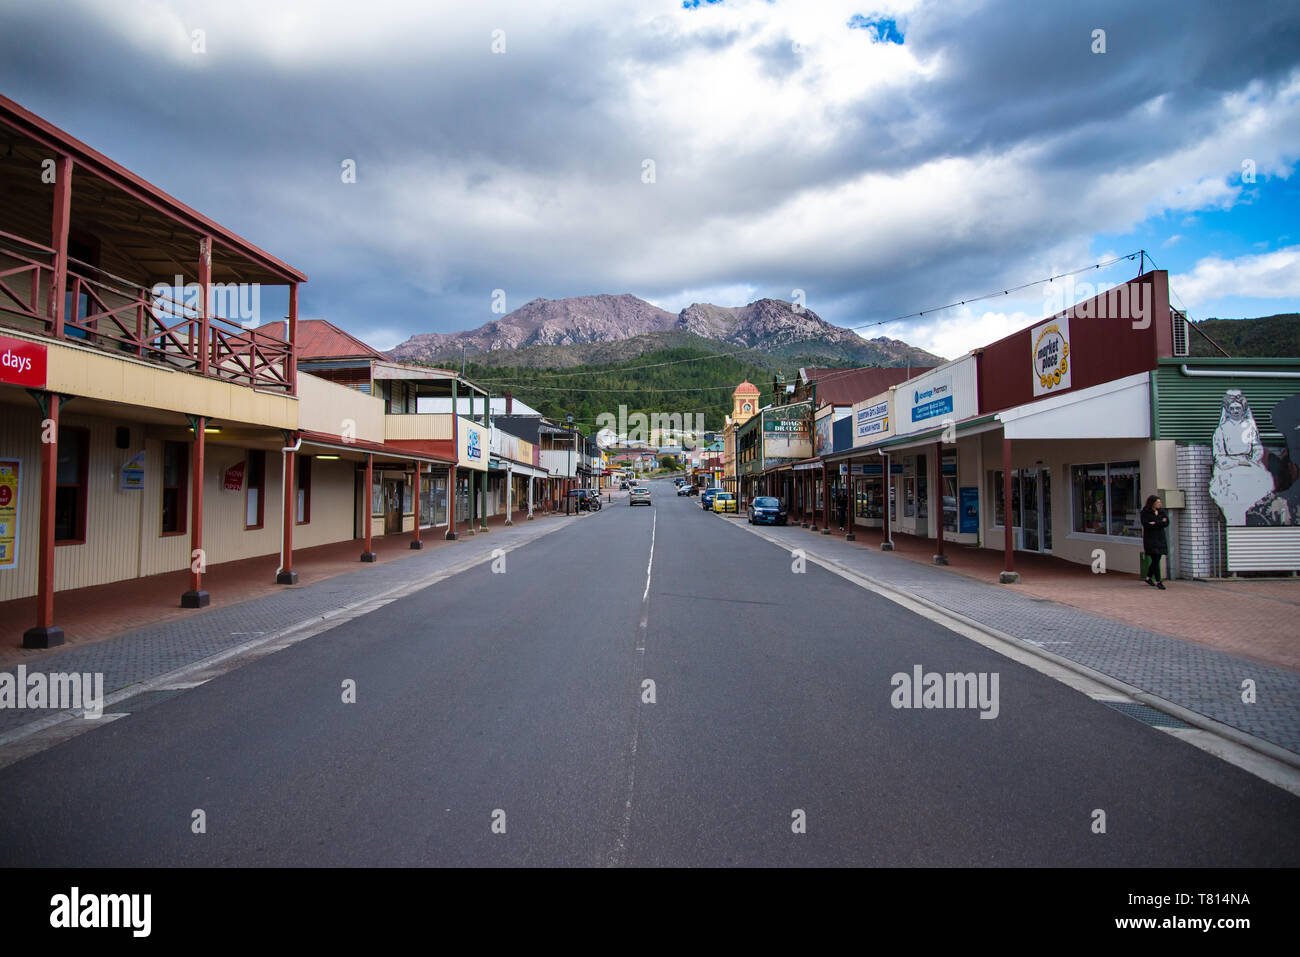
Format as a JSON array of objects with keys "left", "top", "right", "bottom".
[{"left": 0, "top": 0, "right": 1296, "bottom": 349}]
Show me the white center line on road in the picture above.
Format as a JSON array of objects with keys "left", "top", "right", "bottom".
[
  {"left": 636, "top": 511, "right": 655, "bottom": 650},
  {"left": 642, "top": 511, "right": 656, "bottom": 603}
]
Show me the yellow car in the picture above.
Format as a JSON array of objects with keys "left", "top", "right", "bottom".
[{"left": 712, "top": 492, "right": 738, "bottom": 513}]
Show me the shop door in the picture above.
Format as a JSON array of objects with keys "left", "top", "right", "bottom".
[
  {"left": 1021, "top": 472, "right": 1040, "bottom": 552},
  {"left": 1041, "top": 470, "right": 1052, "bottom": 552},
  {"left": 384, "top": 479, "right": 402, "bottom": 534}
]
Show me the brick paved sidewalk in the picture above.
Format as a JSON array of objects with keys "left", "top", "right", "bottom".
[
  {"left": 0, "top": 508, "right": 594, "bottom": 736},
  {"left": 727, "top": 516, "right": 1300, "bottom": 757},
  {"left": 803, "top": 522, "right": 1300, "bottom": 673}
]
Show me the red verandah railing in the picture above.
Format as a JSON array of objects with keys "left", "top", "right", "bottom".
[{"left": 0, "top": 229, "right": 293, "bottom": 393}]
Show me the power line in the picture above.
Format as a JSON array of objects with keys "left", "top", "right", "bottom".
[
  {"left": 839, "top": 251, "right": 1143, "bottom": 334},
  {"left": 463, "top": 251, "right": 1145, "bottom": 387}
]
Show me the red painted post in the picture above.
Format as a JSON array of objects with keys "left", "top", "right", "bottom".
[
  {"left": 198, "top": 236, "right": 212, "bottom": 377},
  {"left": 48, "top": 156, "right": 72, "bottom": 339},
  {"left": 361, "top": 453, "right": 376, "bottom": 561},
  {"left": 822, "top": 464, "right": 831, "bottom": 534},
  {"left": 411, "top": 462, "right": 424, "bottom": 549},
  {"left": 278, "top": 438, "right": 298, "bottom": 583},
  {"left": 287, "top": 282, "right": 299, "bottom": 394},
  {"left": 1001, "top": 437, "right": 1018, "bottom": 582},
  {"left": 182, "top": 415, "right": 210, "bottom": 607},
  {"left": 846, "top": 461, "right": 856, "bottom": 542},
  {"left": 22, "top": 393, "right": 64, "bottom": 647}
]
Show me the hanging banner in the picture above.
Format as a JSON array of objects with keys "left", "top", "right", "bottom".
[
  {"left": 0, "top": 459, "right": 20, "bottom": 568},
  {"left": 120, "top": 450, "right": 145, "bottom": 491}
]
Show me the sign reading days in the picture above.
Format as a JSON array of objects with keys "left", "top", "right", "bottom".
[
  {"left": 0, "top": 336, "right": 47, "bottom": 389},
  {"left": 1031, "top": 316, "right": 1071, "bottom": 396}
]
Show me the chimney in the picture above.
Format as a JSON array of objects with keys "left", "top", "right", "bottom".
[{"left": 505, "top": 391, "right": 513, "bottom": 415}]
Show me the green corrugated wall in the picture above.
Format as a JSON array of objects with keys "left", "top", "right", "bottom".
[{"left": 1153, "top": 359, "right": 1300, "bottom": 444}]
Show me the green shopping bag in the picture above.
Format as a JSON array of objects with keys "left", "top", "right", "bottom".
[{"left": 1139, "top": 552, "right": 1151, "bottom": 579}]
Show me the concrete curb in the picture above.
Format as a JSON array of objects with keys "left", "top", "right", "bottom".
[{"left": 726, "top": 515, "right": 1300, "bottom": 772}]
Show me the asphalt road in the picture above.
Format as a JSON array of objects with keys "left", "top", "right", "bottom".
[{"left": 1, "top": 477, "right": 1297, "bottom": 866}]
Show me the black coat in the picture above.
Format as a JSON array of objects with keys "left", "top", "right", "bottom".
[{"left": 1140, "top": 506, "right": 1169, "bottom": 554}]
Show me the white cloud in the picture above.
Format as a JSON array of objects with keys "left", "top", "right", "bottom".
[{"left": 1171, "top": 245, "right": 1300, "bottom": 307}]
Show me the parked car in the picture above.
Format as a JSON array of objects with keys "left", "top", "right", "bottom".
[
  {"left": 712, "top": 491, "right": 737, "bottom": 513},
  {"left": 701, "top": 487, "right": 720, "bottom": 510},
  {"left": 629, "top": 486, "right": 652, "bottom": 506},
  {"left": 676, "top": 483, "right": 691, "bottom": 495},
  {"left": 747, "top": 496, "right": 788, "bottom": 525},
  {"left": 567, "top": 488, "right": 601, "bottom": 511}
]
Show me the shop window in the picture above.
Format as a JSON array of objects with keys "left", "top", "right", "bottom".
[
  {"left": 942, "top": 475, "right": 959, "bottom": 532},
  {"left": 245, "top": 450, "right": 265, "bottom": 529},
  {"left": 161, "top": 441, "right": 188, "bottom": 535},
  {"left": 989, "top": 470, "right": 1022, "bottom": 527},
  {"left": 296, "top": 456, "right": 312, "bottom": 524},
  {"left": 54, "top": 428, "right": 89, "bottom": 544},
  {"left": 855, "top": 477, "right": 883, "bottom": 520},
  {"left": 1071, "top": 462, "right": 1141, "bottom": 538}
]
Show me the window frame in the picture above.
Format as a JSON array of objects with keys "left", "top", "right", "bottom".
[
  {"left": 160, "top": 440, "right": 189, "bottom": 537},
  {"left": 296, "top": 455, "right": 312, "bottom": 525},
  {"left": 54, "top": 427, "right": 89, "bottom": 546},
  {"left": 245, "top": 449, "right": 266, "bottom": 530},
  {"left": 1069, "top": 460, "right": 1143, "bottom": 542}
]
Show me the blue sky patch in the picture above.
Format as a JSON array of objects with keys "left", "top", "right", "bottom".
[{"left": 848, "top": 14, "right": 904, "bottom": 44}]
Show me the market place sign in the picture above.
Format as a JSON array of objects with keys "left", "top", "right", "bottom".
[
  {"left": 1031, "top": 316, "right": 1071, "bottom": 396},
  {"left": 0, "top": 335, "right": 47, "bottom": 389}
]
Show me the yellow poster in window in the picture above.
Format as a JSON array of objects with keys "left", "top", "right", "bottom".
[{"left": 0, "top": 459, "right": 20, "bottom": 569}]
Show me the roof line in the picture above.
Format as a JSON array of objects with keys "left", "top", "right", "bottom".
[{"left": 0, "top": 93, "right": 307, "bottom": 284}]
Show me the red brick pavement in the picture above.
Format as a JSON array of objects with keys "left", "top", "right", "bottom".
[
  {"left": 0, "top": 511, "right": 566, "bottom": 665},
  {"left": 799, "top": 522, "right": 1300, "bottom": 674}
]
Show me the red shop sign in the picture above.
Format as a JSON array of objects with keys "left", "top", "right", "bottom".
[{"left": 0, "top": 336, "right": 47, "bottom": 388}]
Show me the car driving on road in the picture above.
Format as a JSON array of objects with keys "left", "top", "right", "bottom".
[{"left": 629, "top": 486, "right": 652, "bottom": 506}]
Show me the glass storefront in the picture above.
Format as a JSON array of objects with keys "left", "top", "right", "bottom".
[
  {"left": 1071, "top": 461, "right": 1141, "bottom": 539},
  {"left": 421, "top": 473, "right": 447, "bottom": 526},
  {"left": 854, "top": 476, "right": 883, "bottom": 523}
]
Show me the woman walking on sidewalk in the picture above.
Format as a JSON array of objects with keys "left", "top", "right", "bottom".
[{"left": 1141, "top": 494, "right": 1170, "bottom": 590}]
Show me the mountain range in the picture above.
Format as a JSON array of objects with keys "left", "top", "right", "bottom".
[{"left": 387, "top": 294, "right": 943, "bottom": 368}]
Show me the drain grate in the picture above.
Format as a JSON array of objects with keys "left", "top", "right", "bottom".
[
  {"left": 1101, "top": 700, "right": 1193, "bottom": 730},
  {"left": 109, "top": 689, "right": 188, "bottom": 715}
]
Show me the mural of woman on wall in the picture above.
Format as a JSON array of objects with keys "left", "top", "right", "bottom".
[
  {"left": 1245, "top": 393, "right": 1300, "bottom": 526},
  {"left": 1210, "top": 390, "right": 1275, "bottom": 525}
]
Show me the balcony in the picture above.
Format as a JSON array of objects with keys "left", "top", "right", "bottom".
[
  {"left": 0, "top": 94, "right": 306, "bottom": 397},
  {"left": 0, "top": 229, "right": 293, "bottom": 392}
]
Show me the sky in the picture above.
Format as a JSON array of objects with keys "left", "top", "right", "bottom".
[{"left": 1, "top": 0, "right": 1297, "bottom": 360}]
